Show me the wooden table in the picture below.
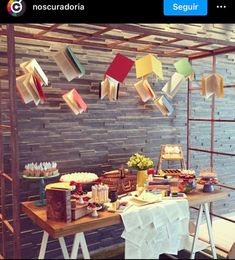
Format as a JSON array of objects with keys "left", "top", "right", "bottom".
[{"left": 22, "top": 189, "right": 227, "bottom": 259}]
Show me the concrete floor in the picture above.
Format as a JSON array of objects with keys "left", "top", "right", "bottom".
[{"left": 199, "top": 213, "right": 235, "bottom": 253}]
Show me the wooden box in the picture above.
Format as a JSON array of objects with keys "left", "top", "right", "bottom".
[
  {"left": 71, "top": 204, "right": 90, "bottom": 221},
  {"left": 46, "top": 188, "right": 71, "bottom": 223}
]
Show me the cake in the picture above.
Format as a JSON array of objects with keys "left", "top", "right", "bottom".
[
  {"left": 60, "top": 172, "right": 98, "bottom": 183},
  {"left": 180, "top": 169, "right": 196, "bottom": 178},
  {"left": 24, "top": 162, "right": 58, "bottom": 177},
  {"left": 199, "top": 169, "right": 216, "bottom": 178},
  {"left": 91, "top": 184, "right": 109, "bottom": 203}
]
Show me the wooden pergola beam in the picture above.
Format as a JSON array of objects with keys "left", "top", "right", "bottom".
[
  {"left": 107, "top": 33, "right": 149, "bottom": 48},
  {"left": 0, "top": 30, "right": 188, "bottom": 57},
  {"left": 189, "top": 45, "right": 235, "bottom": 60},
  {"left": 37, "top": 24, "right": 62, "bottom": 36},
  {"left": 97, "top": 23, "right": 235, "bottom": 47}
]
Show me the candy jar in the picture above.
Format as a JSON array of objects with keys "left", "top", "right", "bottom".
[{"left": 178, "top": 173, "right": 196, "bottom": 193}]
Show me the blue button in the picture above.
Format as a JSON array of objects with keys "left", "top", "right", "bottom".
[{"left": 164, "top": 0, "right": 208, "bottom": 16}]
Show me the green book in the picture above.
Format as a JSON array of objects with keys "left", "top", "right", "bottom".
[
  {"left": 174, "top": 58, "right": 193, "bottom": 78},
  {"left": 66, "top": 46, "right": 85, "bottom": 77}
]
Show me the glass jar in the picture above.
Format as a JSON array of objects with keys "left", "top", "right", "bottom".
[
  {"left": 178, "top": 175, "right": 196, "bottom": 193},
  {"left": 109, "top": 190, "right": 118, "bottom": 202}
]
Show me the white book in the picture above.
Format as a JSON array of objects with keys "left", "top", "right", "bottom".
[
  {"left": 16, "top": 74, "right": 34, "bottom": 104},
  {"left": 134, "top": 78, "right": 155, "bottom": 103},
  {"left": 162, "top": 72, "right": 185, "bottom": 99},
  {"left": 100, "top": 76, "right": 119, "bottom": 101},
  {"left": 100, "top": 77, "right": 110, "bottom": 100},
  {"left": 53, "top": 49, "right": 80, "bottom": 82},
  {"left": 20, "top": 59, "right": 48, "bottom": 86},
  {"left": 107, "top": 76, "right": 119, "bottom": 101},
  {"left": 154, "top": 96, "right": 174, "bottom": 116}
]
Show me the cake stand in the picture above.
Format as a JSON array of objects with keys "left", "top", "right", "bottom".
[
  {"left": 22, "top": 173, "right": 60, "bottom": 206},
  {"left": 87, "top": 204, "right": 102, "bottom": 217},
  {"left": 197, "top": 177, "right": 218, "bottom": 193}
]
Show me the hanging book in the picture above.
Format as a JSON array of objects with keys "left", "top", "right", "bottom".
[
  {"left": 135, "top": 54, "right": 163, "bottom": 80},
  {"left": 105, "top": 53, "right": 134, "bottom": 83},
  {"left": 201, "top": 73, "right": 224, "bottom": 99},
  {"left": 62, "top": 88, "right": 87, "bottom": 115},
  {"left": 162, "top": 72, "right": 185, "bottom": 99},
  {"left": 154, "top": 95, "right": 174, "bottom": 116},
  {"left": 53, "top": 47, "right": 85, "bottom": 82},
  {"left": 134, "top": 78, "right": 156, "bottom": 103},
  {"left": 16, "top": 74, "right": 34, "bottom": 104},
  {"left": 33, "top": 75, "right": 46, "bottom": 103},
  {"left": 99, "top": 76, "right": 120, "bottom": 101},
  {"left": 20, "top": 59, "right": 49, "bottom": 86},
  {"left": 16, "top": 73, "right": 44, "bottom": 105},
  {"left": 174, "top": 58, "right": 194, "bottom": 79}
]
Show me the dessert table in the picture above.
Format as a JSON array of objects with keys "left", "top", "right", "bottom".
[{"left": 21, "top": 189, "right": 227, "bottom": 259}]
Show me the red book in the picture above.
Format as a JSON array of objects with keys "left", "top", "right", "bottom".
[
  {"left": 33, "top": 74, "right": 46, "bottom": 103},
  {"left": 72, "top": 89, "right": 87, "bottom": 112},
  {"left": 105, "top": 53, "right": 134, "bottom": 83},
  {"left": 62, "top": 88, "right": 87, "bottom": 115}
]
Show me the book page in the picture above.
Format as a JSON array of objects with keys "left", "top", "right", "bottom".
[
  {"left": 16, "top": 74, "right": 33, "bottom": 104},
  {"left": 53, "top": 50, "right": 79, "bottom": 82},
  {"left": 19, "top": 61, "right": 30, "bottom": 74},
  {"left": 143, "top": 79, "right": 156, "bottom": 99},
  {"left": 25, "top": 59, "right": 49, "bottom": 86},
  {"left": 134, "top": 79, "right": 152, "bottom": 103},
  {"left": 27, "top": 75, "right": 40, "bottom": 105},
  {"left": 63, "top": 91, "right": 80, "bottom": 115},
  {"left": 154, "top": 97, "right": 167, "bottom": 116},
  {"left": 100, "top": 78, "right": 109, "bottom": 99},
  {"left": 162, "top": 72, "right": 185, "bottom": 99},
  {"left": 107, "top": 76, "right": 119, "bottom": 101}
]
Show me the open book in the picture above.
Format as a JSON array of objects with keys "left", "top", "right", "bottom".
[
  {"left": 53, "top": 47, "right": 85, "bottom": 82},
  {"left": 154, "top": 95, "right": 174, "bottom": 116},
  {"left": 135, "top": 54, "right": 163, "bottom": 80},
  {"left": 201, "top": 73, "right": 224, "bottom": 99},
  {"left": 16, "top": 73, "right": 45, "bottom": 105},
  {"left": 174, "top": 58, "right": 194, "bottom": 80},
  {"left": 20, "top": 59, "right": 48, "bottom": 86},
  {"left": 162, "top": 72, "right": 185, "bottom": 99},
  {"left": 62, "top": 88, "right": 87, "bottom": 115},
  {"left": 134, "top": 78, "right": 156, "bottom": 103},
  {"left": 99, "top": 76, "right": 120, "bottom": 101}
]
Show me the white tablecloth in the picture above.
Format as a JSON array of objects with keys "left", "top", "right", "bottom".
[{"left": 120, "top": 199, "right": 190, "bottom": 259}]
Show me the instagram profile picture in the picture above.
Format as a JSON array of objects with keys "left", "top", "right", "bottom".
[{"left": 7, "top": 0, "right": 26, "bottom": 17}]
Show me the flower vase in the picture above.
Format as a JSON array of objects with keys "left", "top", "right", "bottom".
[{"left": 137, "top": 170, "right": 148, "bottom": 187}]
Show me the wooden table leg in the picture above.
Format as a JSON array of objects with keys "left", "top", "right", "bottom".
[
  {"left": 70, "top": 232, "right": 90, "bottom": 259},
  {"left": 58, "top": 237, "right": 70, "bottom": 259},
  {"left": 203, "top": 203, "right": 217, "bottom": 259},
  {"left": 190, "top": 204, "right": 203, "bottom": 259},
  {"left": 38, "top": 231, "right": 49, "bottom": 259}
]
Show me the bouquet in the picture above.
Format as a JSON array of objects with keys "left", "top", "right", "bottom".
[{"left": 127, "top": 153, "right": 154, "bottom": 171}]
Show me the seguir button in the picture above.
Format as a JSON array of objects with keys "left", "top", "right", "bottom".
[{"left": 164, "top": 0, "right": 208, "bottom": 16}]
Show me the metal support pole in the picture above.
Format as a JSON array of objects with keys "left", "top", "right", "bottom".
[
  {"left": 187, "top": 60, "right": 192, "bottom": 169},
  {"left": 210, "top": 56, "right": 216, "bottom": 171},
  {"left": 7, "top": 24, "right": 21, "bottom": 259}
]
